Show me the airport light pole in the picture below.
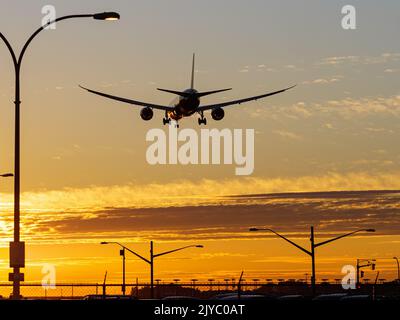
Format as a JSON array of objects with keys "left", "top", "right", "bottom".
[
  {"left": 100, "top": 242, "right": 127, "bottom": 295},
  {"left": 249, "top": 226, "right": 375, "bottom": 296},
  {"left": 356, "top": 259, "right": 376, "bottom": 288},
  {"left": 101, "top": 241, "right": 203, "bottom": 298},
  {"left": 0, "top": 11, "right": 120, "bottom": 300},
  {"left": 394, "top": 257, "right": 400, "bottom": 282}
]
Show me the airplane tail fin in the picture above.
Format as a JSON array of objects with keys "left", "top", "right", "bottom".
[
  {"left": 157, "top": 54, "right": 232, "bottom": 98},
  {"left": 191, "top": 53, "right": 195, "bottom": 89}
]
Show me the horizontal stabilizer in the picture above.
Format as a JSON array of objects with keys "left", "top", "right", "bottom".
[
  {"left": 197, "top": 88, "right": 232, "bottom": 97},
  {"left": 157, "top": 88, "right": 192, "bottom": 98},
  {"left": 157, "top": 88, "right": 232, "bottom": 98}
]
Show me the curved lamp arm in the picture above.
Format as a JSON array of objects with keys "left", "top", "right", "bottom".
[
  {"left": 314, "top": 229, "right": 375, "bottom": 248},
  {"left": 2, "top": 12, "right": 119, "bottom": 70},
  {"left": 0, "top": 33, "right": 18, "bottom": 69},
  {"left": 154, "top": 245, "right": 203, "bottom": 258},
  {"left": 101, "top": 241, "right": 150, "bottom": 264},
  {"left": 250, "top": 228, "right": 311, "bottom": 256},
  {"left": 18, "top": 14, "right": 94, "bottom": 67}
]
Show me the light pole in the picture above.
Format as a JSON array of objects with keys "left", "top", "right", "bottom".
[
  {"left": 121, "top": 247, "right": 126, "bottom": 295},
  {"left": 356, "top": 259, "right": 376, "bottom": 288},
  {"left": 394, "top": 257, "right": 399, "bottom": 282},
  {"left": 0, "top": 11, "right": 120, "bottom": 300},
  {"left": 100, "top": 242, "right": 127, "bottom": 295},
  {"left": 249, "top": 226, "right": 375, "bottom": 296},
  {"left": 101, "top": 241, "right": 203, "bottom": 298}
]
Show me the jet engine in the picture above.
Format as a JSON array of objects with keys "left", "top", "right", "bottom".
[
  {"left": 140, "top": 107, "right": 153, "bottom": 121},
  {"left": 211, "top": 107, "right": 225, "bottom": 121}
]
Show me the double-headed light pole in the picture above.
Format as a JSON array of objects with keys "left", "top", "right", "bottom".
[
  {"left": 0, "top": 11, "right": 120, "bottom": 300},
  {"left": 249, "top": 226, "right": 375, "bottom": 295},
  {"left": 101, "top": 241, "right": 204, "bottom": 298}
]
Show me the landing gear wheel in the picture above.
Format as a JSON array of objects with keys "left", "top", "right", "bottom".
[{"left": 163, "top": 118, "right": 171, "bottom": 125}]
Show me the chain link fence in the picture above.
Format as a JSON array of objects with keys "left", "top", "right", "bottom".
[{"left": 0, "top": 280, "right": 398, "bottom": 299}]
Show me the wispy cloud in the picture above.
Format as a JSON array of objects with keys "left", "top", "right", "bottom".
[
  {"left": 245, "top": 95, "right": 400, "bottom": 120},
  {"left": 273, "top": 130, "right": 303, "bottom": 140},
  {"left": 384, "top": 68, "right": 400, "bottom": 73},
  {"left": 324, "top": 95, "right": 400, "bottom": 118},
  {"left": 318, "top": 53, "right": 400, "bottom": 66},
  {"left": 284, "top": 64, "right": 303, "bottom": 71},
  {"left": 302, "top": 77, "right": 342, "bottom": 85},
  {"left": 1, "top": 172, "right": 400, "bottom": 214},
  {"left": 1, "top": 189, "right": 397, "bottom": 244},
  {"left": 0, "top": 173, "right": 400, "bottom": 244},
  {"left": 318, "top": 55, "right": 360, "bottom": 65}
]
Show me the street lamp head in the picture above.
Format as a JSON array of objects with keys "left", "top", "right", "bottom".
[
  {"left": 93, "top": 12, "right": 120, "bottom": 21},
  {"left": 0, "top": 173, "right": 13, "bottom": 177},
  {"left": 196, "top": 245, "right": 204, "bottom": 248},
  {"left": 249, "top": 228, "right": 259, "bottom": 232},
  {"left": 100, "top": 241, "right": 108, "bottom": 245},
  {"left": 365, "top": 229, "right": 376, "bottom": 232}
]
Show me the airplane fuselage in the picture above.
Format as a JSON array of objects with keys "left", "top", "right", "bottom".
[{"left": 168, "top": 89, "right": 200, "bottom": 120}]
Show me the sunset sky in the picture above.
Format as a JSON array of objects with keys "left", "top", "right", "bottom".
[{"left": 0, "top": 0, "right": 399, "bottom": 288}]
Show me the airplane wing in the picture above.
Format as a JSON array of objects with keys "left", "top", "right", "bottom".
[
  {"left": 197, "top": 85, "right": 296, "bottom": 111},
  {"left": 79, "top": 85, "right": 175, "bottom": 111}
]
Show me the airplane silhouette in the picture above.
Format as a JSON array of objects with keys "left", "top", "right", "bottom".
[{"left": 80, "top": 54, "right": 295, "bottom": 127}]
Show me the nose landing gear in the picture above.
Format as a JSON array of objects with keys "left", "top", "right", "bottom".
[{"left": 198, "top": 118, "right": 207, "bottom": 125}]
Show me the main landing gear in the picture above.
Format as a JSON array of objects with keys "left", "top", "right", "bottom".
[
  {"left": 198, "top": 111, "right": 207, "bottom": 125},
  {"left": 163, "top": 117, "right": 179, "bottom": 128},
  {"left": 163, "top": 110, "right": 172, "bottom": 126}
]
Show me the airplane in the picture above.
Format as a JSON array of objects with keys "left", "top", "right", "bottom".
[{"left": 79, "top": 54, "right": 295, "bottom": 127}]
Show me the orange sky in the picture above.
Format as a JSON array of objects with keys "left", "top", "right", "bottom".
[
  {"left": 0, "top": 1, "right": 399, "bottom": 290},
  {"left": 0, "top": 188, "right": 399, "bottom": 285}
]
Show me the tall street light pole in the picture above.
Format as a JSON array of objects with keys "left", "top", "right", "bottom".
[
  {"left": 356, "top": 259, "right": 376, "bottom": 287},
  {"left": 0, "top": 11, "right": 120, "bottom": 300},
  {"left": 394, "top": 257, "right": 400, "bottom": 282},
  {"left": 121, "top": 247, "right": 126, "bottom": 295},
  {"left": 249, "top": 226, "right": 375, "bottom": 296},
  {"left": 101, "top": 241, "right": 204, "bottom": 298}
]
